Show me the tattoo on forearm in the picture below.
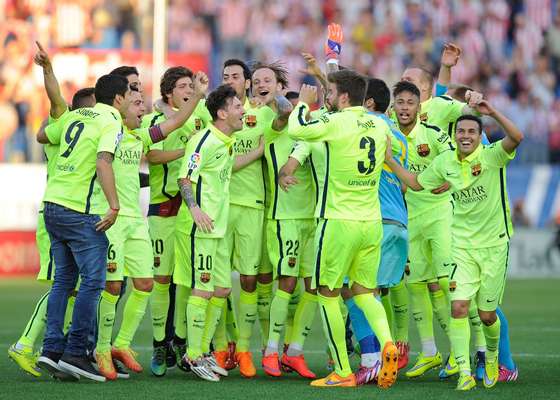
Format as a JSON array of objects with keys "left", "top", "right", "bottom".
[
  {"left": 179, "top": 179, "right": 197, "bottom": 208},
  {"left": 97, "top": 151, "right": 114, "bottom": 163}
]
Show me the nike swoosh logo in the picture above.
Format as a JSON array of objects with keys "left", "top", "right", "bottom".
[
  {"left": 274, "top": 323, "right": 283, "bottom": 327},
  {"left": 216, "top": 154, "right": 224, "bottom": 159},
  {"left": 245, "top": 313, "right": 257, "bottom": 317},
  {"left": 325, "top": 378, "right": 352, "bottom": 386},
  {"left": 486, "top": 299, "right": 496, "bottom": 303},
  {"left": 194, "top": 319, "right": 205, "bottom": 323}
]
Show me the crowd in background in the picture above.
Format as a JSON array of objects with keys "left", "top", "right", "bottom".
[{"left": 1, "top": 0, "right": 560, "bottom": 163}]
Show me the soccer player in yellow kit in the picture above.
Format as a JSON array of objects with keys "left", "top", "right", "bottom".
[
  {"left": 174, "top": 85, "right": 245, "bottom": 382},
  {"left": 142, "top": 67, "right": 211, "bottom": 376},
  {"left": 8, "top": 43, "right": 95, "bottom": 378},
  {"left": 385, "top": 98, "right": 523, "bottom": 390},
  {"left": 215, "top": 59, "right": 276, "bottom": 377},
  {"left": 94, "top": 74, "right": 209, "bottom": 380},
  {"left": 253, "top": 63, "right": 318, "bottom": 380},
  {"left": 288, "top": 71, "right": 398, "bottom": 389}
]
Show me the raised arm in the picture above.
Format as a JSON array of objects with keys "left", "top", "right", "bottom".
[
  {"left": 271, "top": 95, "right": 294, "bottom": 131},
  {"left": 437, "top": 43, "right": 461, "bottom": 91},
  {"left": 288, "top": 85, "right": 331, "bottom": 141},
  {"left": 473, "top": 100, "right": 523, "bottom": 154},
  {"left": 34, "top": 41, "right": 67, "bottom": 118},
  {"left": 158, "top": 72, "right": 209, "bottom": 136}
]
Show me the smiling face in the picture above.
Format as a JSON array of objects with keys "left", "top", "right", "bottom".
[
  {"left": 455, "top": 119, "right": 482, "bottom": 157},
  {"left": 170, "top": 76, "right": 194, "bottom": 108},
  {"left": 124, "top": 90, "right": 146, "bottom": 130},
  {"left": 393, "top": 90, "right": 420, "bottom": 128},
  {"left": 221, "top": 95, "right": 245, "bottom": 132},
  {"left": 251, "top": 67, "right": 282, "bottom": 105},
  {"left": 223, "top": 64, "right": 250, "bottom": 100}
]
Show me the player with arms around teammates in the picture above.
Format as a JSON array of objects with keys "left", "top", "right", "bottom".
[{"left": 386, "top": 98, "right": 523, "bottom": 391}]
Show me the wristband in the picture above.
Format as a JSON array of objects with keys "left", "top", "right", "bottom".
[{"left": 111, "top": 207, "right": 120, "bottom": 213}]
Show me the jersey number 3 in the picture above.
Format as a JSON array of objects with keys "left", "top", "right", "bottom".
[
  {"left": 357, "top": 136, "right": 376, "bottom": 174},
  {"left": 60, "top": 121, "right": 85, "bottom": 158}
]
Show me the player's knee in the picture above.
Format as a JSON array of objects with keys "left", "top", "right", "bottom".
[
  {"left": 105, "top": 280, "right": 122, "bottom": 295},
  {"left": 192, "top": 289, "right": 213, "bottom": 299},
  {"left": 257, "top": 272, "right": 273, "bottom": 284},
  {"left": 133, "top": 278, "right": 153, "bottom": 292},
  {"left": 278, "top": 276, "right": 296, "bottom": 293},
  {"left": 318, "top": 285, "right": 339, "bottom": 298},
  {"left": 478, "top": 310, "right": 497, "bottom": 326},
  {"left": 153, "top": 275, "right": 171, "bottom": 285},
  {"left": 451, "top": 300, "right": 469, "bottom": 318},
  {"left": 214, "top": 287, "right": 231, "bottom": 298},
  {"left": 427, "top": 282, "right": 440, "bottom": 292},
  {"left": 240, "top": 275, "right": 257, "bottom": 292},
  {"left": 340, "top": 286, "right": 353, "bottom": 300}
]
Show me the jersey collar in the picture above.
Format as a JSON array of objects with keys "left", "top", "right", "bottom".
[
  {"left": 208, "top": 123, "right": 235, "bottom": 146},
  {"left": 455, "top": 142, "right": 483, "bottom": 163},
  {"left": 95, "top": 102, "right": 123, "bottom": 122},
  {"left": 341, "top": 105, "right": 366, "bottom": 114}
]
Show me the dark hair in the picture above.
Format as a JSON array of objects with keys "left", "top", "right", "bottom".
[
  {"left": 365, "top": 78, "right": 390, "bottom": 112},
  {"left": 223, "top": 59, "right": 251, "bottom": 81},
  {"left": 327, "top": 70, "right": 367, "bottom": 106},
  {"left": 455, "top": 115, "right": 483, "bottom": 134},
  {"left": 160, "top": 66, "right": 194, "bottom": 104},
  {"left": 285, "top": 91, "right": 299, "bottom": 101},
  {"left": 110, "top": 65, "right": 139, "bottom": 78},
  {"left": 71, "top": 87, "right": 95, "bottom": 110},
  {"left": 251, "top": 61, "right": 289, "bottom": 89},
  {"left": 206, "top": 84, "right": 238, "bottom": 120},
  {"left": 94, "top": 74, "right": 129, "bottom": 106},
  {"left": 393, "top": 80, "right": 421, "bottom": 100}
]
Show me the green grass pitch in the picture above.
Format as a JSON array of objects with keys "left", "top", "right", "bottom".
[{"left": 1, "top": 278, "right": 559, "bottom": 399}]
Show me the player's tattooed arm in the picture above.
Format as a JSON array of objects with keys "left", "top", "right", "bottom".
[
  {"left": 178, "top": 177, "right": 214, "bottom": 233},
  {"left": 178, "top": 177, "right": 197, "bottom": 209},
  {"left": 271, "top": 95, "right": 293, "bottom": 131},
  {"left": 97, "top": 151, "right": 114, "bottom": 163}
]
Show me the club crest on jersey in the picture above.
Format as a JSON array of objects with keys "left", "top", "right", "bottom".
[
  {"left": 245, "top": 114, "right": 257, "bottom": 127},
  {"left": 449, "top": 281, "right": 457, "bottom": 292},
  {"left": 187, "top": 152, "right": 201, "bottom": 170},
  {"left": 288, "top": 257, "right": 296, "bottom": 268},
  {"left": 417, "top": 143, "right": 430, "bottom": 157},
  {"left": 154, "top": 256, "right": 161, "bottom": 268},
  {"left": 201, "top": 272, "right": 211, "bottom": 283},
  {"left": 471, "top": 163, "right": 482, "bottom": 176},
  {"left": 419, "top": 112, "right": 428, "bottom": 122},
  {"left": 107, "top": 262, "right": 117, "bottom": 273},
  {"left": 194, "top": 118, "right": 202, "bottom": 130}
]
